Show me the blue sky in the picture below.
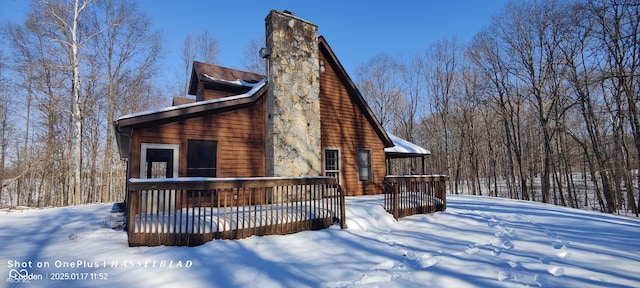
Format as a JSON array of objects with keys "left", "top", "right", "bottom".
[{"left": 1, "top": 0, "right": 510, "bottom": 82}]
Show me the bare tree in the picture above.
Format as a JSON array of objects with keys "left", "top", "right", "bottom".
[
  {"left": 588, "top": 0, "right": 640, "bottom": 215},
  {"left": 0, "top": 54, "right": 10, "bottom": 207},
  {"left": 457, "top": 63, "right": 488, "bottom": 195},
  {"left": 495, "top": 0, "right": 574, "bottom": 204},
  {"left": 196, "top": 30, "right": 220, "bottom": 65},
  {"left": 91, "top": 0, "right": 162, "bottom": 203},
  {"left": 366, "top": 0, "right": 638, "bottom": 215},
  {"left": 424, "top": 37, "right": 461, "bottom": 193},
  {"left": 181, "top": 34, "right": 195, "bottom": 96},
  {"left": 397, "top": 55, "right": 427, "bottom": 139},
  {"left": 2, "top": 22, "right": 34, "bottom": 207},
  {"left": 469, "top": 29, "right": 528, "bottom": 200},
  {"left": 2, "top": 0, "right": 162, "bottom": 207},
  {"left": 30, "top": 0, "right": 104, "bottom": 205},
  {"left": 355, "top": 54, "right": 403, "bottom": 129},
  {"left": 6, "top": 10, "right": 72, "bottom": 206},
  {"left": 180, "top": 30, "right": 220, "bottom": 95},
  {"left": 242, "top": 38, "right": 266, "bottom": 74}
]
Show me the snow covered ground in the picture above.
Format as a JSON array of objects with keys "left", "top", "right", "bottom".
[{"left": 1, "top": 194, "right": 639, "bottom": 288}]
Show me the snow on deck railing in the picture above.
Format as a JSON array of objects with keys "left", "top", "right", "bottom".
[
  {"left": 383, "top": 175, "right": 448, "bottom": 219},
  {"left": 126, "top": 176, "right": 346, "bottom": 247}
]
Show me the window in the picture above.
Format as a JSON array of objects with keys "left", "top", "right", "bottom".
[
  {"left": 187, "top": 140, "right": 217, "bottom": 177},
  {"left": 140, "top": 143, "right": 179, "bottom": 179},
  {"left": 324, "top": 148, "right": 340, "bottom": 183},
  {"left": 357, "top": 149, "right": 372, "bottom": 182}
]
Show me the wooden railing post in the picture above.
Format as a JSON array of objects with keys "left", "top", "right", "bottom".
[
  {"left": 339, "top": 185, "right": 347, "bottom": 229},
  {"left": 439, "top": 175, "right": 447, "bottom": 211},
  {"left": 126, "top": 190, "right": 135, "bottom": 245},
  {"left": 392, "top": 183, "right": 399, "bottom": 219}
]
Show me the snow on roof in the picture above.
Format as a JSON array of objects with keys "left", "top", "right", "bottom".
[
  {"left": 385, "top": 133, "right": 431, "bottom": 156},
  {"left": 202, "top": 74, "right": 263, "bottom": 88},
  {"left": 116, "top": 79, "right": 266, "bottom": 121}
]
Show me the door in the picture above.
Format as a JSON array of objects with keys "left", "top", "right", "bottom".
[
  {"left": 140, "top": 143, "right": 179, "bottom": 179},
  {"left": 140, "top": 144, "right": 179, "bottom": 213},
  {"left": 145, "top": 148, "right": 174, "bottom": 178}
]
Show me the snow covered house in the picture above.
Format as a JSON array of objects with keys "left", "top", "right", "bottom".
[{"left": 114, "top": 10, "right": 444, "bottom": 246}]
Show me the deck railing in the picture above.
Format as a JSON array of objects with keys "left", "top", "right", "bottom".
[
  {"left": 383, "top": 175, "right": 448, "bottom": 219},
  {"left": 126, "top": 176, "right": 346, "bottom": 246}
]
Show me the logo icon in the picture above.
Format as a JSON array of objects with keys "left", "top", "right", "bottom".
[{"left": 6, "top": 269, "right": 42, "bottom": 283}]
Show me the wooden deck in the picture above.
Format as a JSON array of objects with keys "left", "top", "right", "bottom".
[
  {"left": 126, "top": 177, "right": 346, "bottom": 246},
  {"left": 383, "top": 175, "right": 448, "bottom": 219},
  {"left": 125, "top": 175, "right": 446, "bottom": 246}
]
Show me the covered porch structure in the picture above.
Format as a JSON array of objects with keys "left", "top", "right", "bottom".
[{"left": 384, "top": 134, "right": 447, "bottom": 219}]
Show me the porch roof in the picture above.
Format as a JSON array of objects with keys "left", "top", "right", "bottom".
[{"left": 385, "top": 134, "right": 431, "bottom": 158}]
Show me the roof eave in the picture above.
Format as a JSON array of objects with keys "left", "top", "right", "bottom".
[
  {"left": 114, "top": 124, "right": 132, "bottom": 160},
  {"left": 115, "top": 83, "right": 267, "bottom": 129},
  {"left": 385, "top": 152, "right": 431, "bottom": 159}
]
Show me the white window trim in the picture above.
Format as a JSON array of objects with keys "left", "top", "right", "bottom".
[
  {"left": 323, "top": 147, "right": 341, "bottom": 184},
  {"left": 357, "top": 148, "right": 373, "bottom": 182},
  {"left": 140, "top": 143, "right": 180, "bottom": 179}
]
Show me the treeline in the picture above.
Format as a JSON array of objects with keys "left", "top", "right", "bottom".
[
  {"left": 0, "top": 0, "right": 259, "bottom": 209},
  {"left": 0, "top": 0, "right": 165, "bottom": 207},
  {"left": 358, "top": 0, "right": 639, "bottom": 215},
  {"left": 0, "top": 0, "right": 638, "bottom": 217}
]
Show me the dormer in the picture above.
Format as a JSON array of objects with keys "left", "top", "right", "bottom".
[{"left": 187, "top": 61, "right": 265, "bottom": 101}]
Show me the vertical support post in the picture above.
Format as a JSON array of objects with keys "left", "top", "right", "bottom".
[
  {"left": 441, "top": 176, "right": 447, "bottom": 211},
  {"left": 126, "top": 189, "right": 135, "bottom": 246},
  {"left": 393, "top": 183, "right": 399, "bottom": 220},
  {"left": 339, "top": 185, "right": 347, "bottom": 229}
]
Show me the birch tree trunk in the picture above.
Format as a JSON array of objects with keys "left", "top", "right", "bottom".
[
  {"left": 39, "top": 0, "right": 97, "bottom": 205},
  {"left": 70, "top": 0, "right": 83, "bottom": 205}
]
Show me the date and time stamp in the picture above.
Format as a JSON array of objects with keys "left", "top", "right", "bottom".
[
  {"left": 8, "top": 270, "right": 109, "bottom": 282},
  {"left": 5, "top": 259, "right": 193, "bottom": 284},
  {"left": 6, "top": 260, "right": 109, "bottom": 284}
]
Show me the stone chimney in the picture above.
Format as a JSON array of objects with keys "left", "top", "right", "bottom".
[{"left": 264, "top": 10, "right": 321, "bottom": 177}]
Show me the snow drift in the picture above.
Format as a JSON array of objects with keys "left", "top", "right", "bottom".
[{"left": 1, "top": 195, "right": 639, "bottom": 287}]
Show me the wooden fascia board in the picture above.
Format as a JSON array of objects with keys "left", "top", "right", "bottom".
[
  {"left": 187, "top": 61, "right": 201, "bottom": 95},
  {"left": 385, "top": 152, "right": 430, "bottom": 159},
  {"left": 318, "top": 36, "right": 394, "bottom": 148},
  {"left": 116, "top": 85, "right": 266, "bottom": 129}
]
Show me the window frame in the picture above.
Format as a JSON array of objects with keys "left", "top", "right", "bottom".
[
  {"left": 140, "top": 143, "right": 179, "bottom": 179},
  {"left": 357, "top": 148, "right": 373, "bottom": 182},
  {"left": 323, "top": 147, "right": 341, "bottom": 184}
]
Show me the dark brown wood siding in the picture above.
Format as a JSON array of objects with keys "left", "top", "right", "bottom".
[
  {"left": 319, "top": 52, "right": 386, "bottom": 196},
  {"left": 200, "top": 87, "right": 247, "bottom": 101},
  {"left": 129, "top": 97, "right": 266, "bottom": 179}
]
